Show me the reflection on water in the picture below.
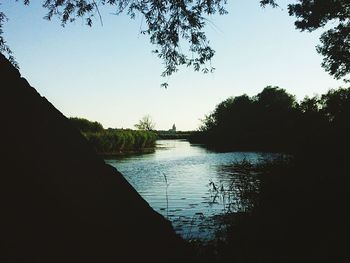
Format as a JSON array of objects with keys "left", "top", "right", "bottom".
[{"left": 106, "top": 140, "right": 276, "bottom": 240}]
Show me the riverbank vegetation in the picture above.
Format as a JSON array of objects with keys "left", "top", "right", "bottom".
[
  {"left": 69, "top": 117, "right": 157, "bottom": 156},
  {"left": 190, "top": 86, "right": 350, "bottom": 154},
  {"left": 192, "top": 152, "right": 348, "bottom": 262},
  {"left": 190, "top": 86, "right": 349, "bottom": 262},
  {"left": 156, "top": 130, "right": 194, "bottom": 140}
]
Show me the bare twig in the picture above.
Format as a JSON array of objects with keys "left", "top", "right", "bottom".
[{"left": 92, "top": 0, "right": 103, "bottom": 26}]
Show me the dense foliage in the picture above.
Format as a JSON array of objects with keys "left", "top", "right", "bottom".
[
  {"left": 69, "top": 117, "right": 104, "bottom": 133},
  {"left": 69, "top": 117, "right": 157, "bottom": 155},
  {"left": 1, "top": 1, "right": 349, "bottom": 81},
  {"left": 191, "top": 86, "right": 350, "bottom": 153},
  {"left": 2, "top": 0, "right": 229, "bottom": 80},
  {"left": 192, "top": 86, "right": 349, "bottom": 262},
  {"left": 267, "top": 0, "right": 350, "bottom": 80}
]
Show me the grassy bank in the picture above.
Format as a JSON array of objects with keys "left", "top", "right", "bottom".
[
  {"left": 84, "top": 129, "right": 157, "bottom": 156},
  {"left": 70, "top": 117, "right": 157, "bottom": 156}
]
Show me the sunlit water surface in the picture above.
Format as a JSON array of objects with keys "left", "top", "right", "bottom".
[{"left": 106, "top": 140, "right": 276, "bottom": 240}]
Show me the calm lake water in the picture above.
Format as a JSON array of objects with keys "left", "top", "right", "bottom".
[{"left": 106, "top": 140, "right": 275, "bottom": 240}]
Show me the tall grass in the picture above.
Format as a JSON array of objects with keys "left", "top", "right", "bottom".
[
  {"left": 69, "top": 117, "right": 157, "bottom": 155},
  {"left": 83, "top": 129, "right": 157, "bottom": 155},
  {"left": 187, "top": 158, "right": 270, "bottom": 261}
]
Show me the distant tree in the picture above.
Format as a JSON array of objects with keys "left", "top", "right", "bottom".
[{"left": 135, "top": 115, "right": 155, "bottom": 131}]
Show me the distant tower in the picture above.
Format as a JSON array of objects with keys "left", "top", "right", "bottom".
[{"left": 168, "top": 123, "right": 176, "bottom": 134}]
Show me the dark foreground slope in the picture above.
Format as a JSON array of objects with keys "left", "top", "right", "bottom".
[{"left": 0, "top": 54, "right": 190, "bottom": 262}]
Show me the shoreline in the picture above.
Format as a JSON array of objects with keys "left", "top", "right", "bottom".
[{"left": 99, "top": 147, "right": 155, "bottom": 158}]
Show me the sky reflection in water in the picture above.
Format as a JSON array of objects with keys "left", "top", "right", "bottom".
[{"left": 106, "top": 140, "right": 276, "bottom": 240}]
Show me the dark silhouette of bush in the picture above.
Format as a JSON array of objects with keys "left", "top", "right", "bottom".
[
  {"left": 192, "top": 86, "right": 301, "bottom": 152},
  {"left": 191, "top": 86, "right": 350, "bottom": 155},
  {"left": 69, "top": 117, "right": 104, "bottom": 133},
  {"left": 192, "top": 86, "right": 350, "bottom": 263}
]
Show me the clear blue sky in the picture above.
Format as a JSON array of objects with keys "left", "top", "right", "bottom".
[{"left": 1, "top": 1, "right": 344, "bottom": 130}]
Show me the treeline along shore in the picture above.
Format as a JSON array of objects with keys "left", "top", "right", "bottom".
[
  {"left": 156, "top": 130, "right": 194, "bottom": 140},
  {"left": 189, "top": 86, "right": 349, "bottom": 262},
  {"left": 69, "top": 117, "right": 157, "bottom": 156},
  {"left": 189, "top": 86, "right": 350, "bottom": 154}
]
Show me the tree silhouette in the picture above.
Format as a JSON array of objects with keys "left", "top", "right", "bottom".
[
  {"left": 193, "top": 85, "right": 350, "bottom": 153},
  {"left": 0, "top": 0, "right": 228, "bottom": 81},
  {"left": 135, "top": 115, "right": 155, "bottom": 131},
  {"left": 1, "top": 1, "right": 349, "bottom": 81},
  {"left": 195, "top": 86, "right": 301, "bottom": 151},
  {"left": 0, "top": 8, "right": 18, "bottom": 68},
  {"left": 267, "top": 0, "right": 350, "bottom": 80}
]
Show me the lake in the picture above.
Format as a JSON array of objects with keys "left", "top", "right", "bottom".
[{"left": 106, "top": 139, "right": 275, "bottom": 240}]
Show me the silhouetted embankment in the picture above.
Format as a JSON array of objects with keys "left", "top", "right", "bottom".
[{"left": 1, "top": 54, "right": 192, "bottom": 263}]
